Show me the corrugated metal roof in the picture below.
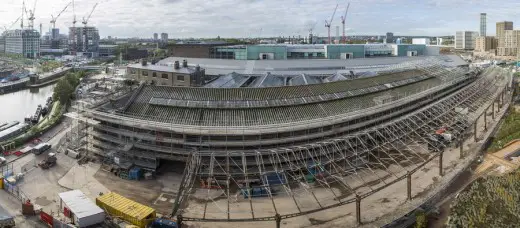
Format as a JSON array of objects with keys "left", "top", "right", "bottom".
[
  {"left": 59, "top": 190, "right": 105, "bottom": 219},
  {"left": 97, "top": 192, "right": 155, "bottom": 220}
]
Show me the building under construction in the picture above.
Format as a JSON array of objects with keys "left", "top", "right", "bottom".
[
  {"left": 74, "top": 56, "right": 510, "bottom": 226},
  {"left": 3, "top": 29, "right": 40, "bottom": 58},
  {"left": 68, "top": 26, "right": 100, "bottom": 57}
]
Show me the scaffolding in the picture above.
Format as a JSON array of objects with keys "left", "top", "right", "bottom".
[
  {"left": 69, "top": 60, "right": 510, "bottom": 225},
  {"left": 170, "top": 67, "right": 509, "bottom": 224}
]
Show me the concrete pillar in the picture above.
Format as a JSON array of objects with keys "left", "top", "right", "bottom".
[
  {"left": 275, "top": 213, "right": 282, "bottom": 228},
  {"left": 439, "top": 152, "right": 443, "bottom": 176},
  {"left": 356, "top": 195, "right": 362, "bottom": 225},
  {"left": 474, "top": 121, "right": 478, "bottom": 142},
  {"left": 407, "top": 172, "right": 412, "bottom": 201},
  {"left": 177, "top": 214, "right": 183, "bottom": 228}
]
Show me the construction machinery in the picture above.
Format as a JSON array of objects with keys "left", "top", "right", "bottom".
[
  {"left": 25, "top": 0, "right": 38, "bottom": 30},
  {"left": 71, "top": 0, "right": 77, "bottom": 55},
  {"left": 2, "top": 17, "right": 21, "bottom": 34},
  {"left": 308, "top": 21, "right": 318, "bottom": 44},
  {"left": 340, "top": 2, "right": 350, "bottom": 43},
  {"left": 324, "top": 4, "right": 338, "bottom": 44},
  {"left": 81, "top": 3, "right": 98, "bottom": 52},
  {"left": 50, "top": 2, "right": 71, "bottom": 29},
  {"left": 38, "top": 153, "right": 57, "bottom": 169}
]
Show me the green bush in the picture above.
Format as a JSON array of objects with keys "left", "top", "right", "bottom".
[
  {"left": 448, "top": 170, "right": 520, "bottom": 227},
  {"left": 488, "top": 108, "right": 520, "bottom": 153},
  {"left": 415, "top": 211, "right": 428, "bottom": 228}
]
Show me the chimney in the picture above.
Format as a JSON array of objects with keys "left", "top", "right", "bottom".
[
  {"left": 195, "top": 64, "right": 201, "bottom": 72},
  {"left": 141, "top": 59, "right": 147, "bottom": 66},
  {"left": 182, "top": 59, "right": 188, "bottom": 68},
  {"left": 174, "top": 61, "right": 180, "bottom": 69}
]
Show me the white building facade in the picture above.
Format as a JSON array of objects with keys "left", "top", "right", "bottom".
[
  {"left": 455, "top": 31, "right": 479, "bottom": 50},
  {"left": 4, "top": 29, "right": 40, "bottom": 58}
]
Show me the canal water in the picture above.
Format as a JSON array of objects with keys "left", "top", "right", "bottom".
[{"left": 0, "top": 84, "right": 55, "bottom": 124}]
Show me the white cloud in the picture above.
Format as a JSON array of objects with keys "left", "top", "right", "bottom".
[{"left": 1, "top": 0, "right": 519, "bottom": 38}]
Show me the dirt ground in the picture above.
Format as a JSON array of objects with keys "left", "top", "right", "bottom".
[{"left": 93, "top": 163, "right": 184, "bottom": 215}]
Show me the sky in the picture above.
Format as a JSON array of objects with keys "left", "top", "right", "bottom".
[{"left": 1, "top": 0, "right": 520, "bottom": 38}]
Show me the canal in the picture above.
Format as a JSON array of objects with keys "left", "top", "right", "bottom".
[{"left": 0, "top": 84, "right": 55, "bottom": 124}]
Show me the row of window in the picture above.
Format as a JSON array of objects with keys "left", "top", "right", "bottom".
[{"left": 137, "top": 70, "right": 185, "bottom": 81}]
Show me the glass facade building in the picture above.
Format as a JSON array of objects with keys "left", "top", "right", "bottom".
[{"left": 210, "top": 44, "right": 428, "bottom": 60}]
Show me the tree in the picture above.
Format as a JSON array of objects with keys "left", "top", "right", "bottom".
[{"left": 53, "top": 77, "right": 74, "bottom": 104}]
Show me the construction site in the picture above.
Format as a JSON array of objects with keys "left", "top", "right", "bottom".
[{"left": 16, "top": 54, "right": 499, "bottom": 227}]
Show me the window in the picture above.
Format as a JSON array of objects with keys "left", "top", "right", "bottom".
[
  {"left": 152, "top": 72, "right": 157, "bottom": 77},
  {"left": 130, "top": 69, "right": 137, "bottom": 74},
  {"left": 162, "top": 74, "right": 168, "bottom": 79},
  {"left": 177, "top": 75, "right": 185, "bottom": 81},
  {"left": 141, "top": 70, "right": 148, "bottom": 76}
]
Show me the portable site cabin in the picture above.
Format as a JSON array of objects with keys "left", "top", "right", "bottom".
[{"left": 58, "top": 190, "right": 106, "bottom": 227}]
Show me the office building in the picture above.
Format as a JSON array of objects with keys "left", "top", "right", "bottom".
[
  {"left": 154, "top": 33, "right": 158, "bottom": 41},
  {"left": 386, "top": 32, "right": 394, "bottom": 43},
  {"left": 161, "top": 33, "right": 168, "bottom": 43},
  {"left": 497, "top": 30, "right": 520, "bottom": 56},
  {"left": 496, "top": 21, "right": 513, "bottom": 47},
  {"left": 455, "top": 31, "right": 479, "bottom": 50},
  {"left": 69, "top": 27, "right": 100, "bottom": 57},
  {"left": 475, "top": 36, "right": 497, "bottom": 52},
  {"left": 207, "top": 44, "right": 432, "bottom": 60},
  {"left": 480, "top": 13, "right": 487, "bottom": 37},
  {"left": 4, "top": 29, "right": 40, "bottom": 58}
]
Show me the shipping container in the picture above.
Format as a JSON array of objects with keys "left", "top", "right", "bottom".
[{"left": 96, "top": 192, "right": 156, "bottom": 228}]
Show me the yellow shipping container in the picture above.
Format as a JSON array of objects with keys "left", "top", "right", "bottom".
[
  {"left": 0, "top": 176, "right": 3, "bottom": 189},
  {"left": 96, "top": 192, "right": 156, "bottom": 228}
]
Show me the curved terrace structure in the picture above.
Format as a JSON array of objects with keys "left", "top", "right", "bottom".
[{"left": 80, "top": 56, "right": 509, "bottom": 225}]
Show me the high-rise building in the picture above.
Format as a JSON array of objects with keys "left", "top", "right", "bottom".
[
  {"left": 475, "top": 36, "right": 497, "bottom": 52},
  {"left": 480, "top": 13, "right": 487, "bottom": 37},
  {"left": 161, "top": 33, "right": 168, "bottom": 43},
  {"left": 455, "top": 31, "right": 479, "bottom": 50},
  {"left": 496, "top": 21, "right": 513, "bottom": 47},
  {"left": 4, "top": 29, "right": 40, "bottom": 58},
  {"left": 386, "top": 32, "right": 394, "bottom": 43},
  {"left": 497, "top": 30, "right": 520, "bottom": 56},
  {"left": 153, "top": 33, "right": 158, "bottom": 41},
  {"left": 69, "top": 26, "right": 100, "bottom": 57}
]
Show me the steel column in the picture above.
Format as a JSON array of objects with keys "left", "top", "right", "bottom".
[
  {"left": 492, "top": 102, "right": 495, "bottom": 119},
  {"left": 439, "top": 152, "right": 443, "bottom": 176},
  {"left": 407, "top": 172, "right": 412, "bottom": 201},
  {"left": 177, "top": 214, "right": 184, "bottom": 228},
  {"left": 484, "top": 109, "right": 487, "bottom": 131},
  {"left": 275, "top": 213, "right": 281, "bottom": 228},
  {"left": 474, "top": 121, "right": 477, "bottom": 142},
  {"left": 459, "top": 138, "right": 464, "bottom": 159},
  {"left": 356, "top": 195, "right": 362, "bottom": 225}
]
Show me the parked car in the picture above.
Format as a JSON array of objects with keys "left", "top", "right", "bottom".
[{"left": 0, "top": 156, "right": 6, "bottom": 165}]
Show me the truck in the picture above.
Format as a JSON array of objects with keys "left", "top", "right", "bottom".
[
  {"left": 38, "top": 153, "right": 57, "bottom": 169},
  {"left": 0, "top": 205, "right": 15, "bottom": 228},
  {"left": 33, "top": 143, "right": 51, "bottom": 155}
]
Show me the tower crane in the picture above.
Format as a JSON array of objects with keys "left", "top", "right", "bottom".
[
  {"left": 81, "top": 3, "right": 98, "bottom": 52},
  {"left": 3, "top": 17, "right": 21, "bottom": 34},
  {"left": 82, "top": 3, "right": 98, "bottom": 27},
  {"left": 26, "top": 0, "right": 38, "bottom": 30},
  {"left": 21, "top": 0, "right": 25, "bottom": 29},
  {"left": 308, "top": 21, "right": 318, "bottom": 44},
  {"left": 340, "top": 2, "right": 350, "bottom": 44},
  {"left": 50, "top": 2, "right": 71, "bottom": 29},
  {"left": 325, "top": 4, "right": 338, "bottom": 44},
  {"left": 72, "top": 0, "right": 77, "bottom": 55}
]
